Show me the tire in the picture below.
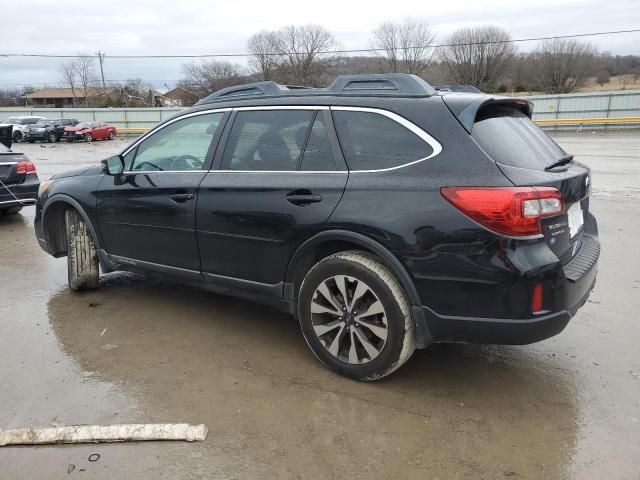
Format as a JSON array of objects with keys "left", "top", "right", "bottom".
[
  {"left": 26, "top": 139, "right": 35, "bottom": 143},
  {"left": 0, "top": 206, "right": 22, "bottom": 215},
  {"left": 298, "top": 251, "right": 415, "bottom": 381},
  {"left": 47, "top": 132, "right": 57, "bottom": 143},
  {"left": 65, "top": 209, "right": 99, "bottom": 291},
  {"left": 13, "top": 131, "right": 22, "bottom": 142},
  {"left": 84, "top": 133, "right": 93, "bottom": 142},
  {"left": 108, "top": 131, "right": 115, "bottom": 140}
]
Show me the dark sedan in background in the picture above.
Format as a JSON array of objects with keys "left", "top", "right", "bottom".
[
  {"left": 0, "top": 125, "right": 39, "bottom": 215},
  {"left": 25, "top": 118, "right": 78, "bottom": 143}
]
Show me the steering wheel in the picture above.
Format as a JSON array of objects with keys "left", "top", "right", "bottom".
[
  {"left": 134, "top": 161, "right": 164, "bottom": 171},
  {"left": 169, "top": 154, "right": 202, "bottom": 171}
]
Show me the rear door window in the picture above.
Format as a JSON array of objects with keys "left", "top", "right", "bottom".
[
  {"left": 333, "top": 110, "right": 433, "bottom": 171},
  {"left": 471, "top": 106, "right": 567, "bottom": 170},
  {"left": 222, "top": 110, "right": 314, "bottom": 171}
]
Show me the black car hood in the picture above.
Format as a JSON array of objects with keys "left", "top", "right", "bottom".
[{"left": 51, "top": 165, "right": 103, "bottom": 179}]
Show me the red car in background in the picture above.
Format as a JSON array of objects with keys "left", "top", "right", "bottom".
[{"left": 63, "top": 121, "right": 117, "bottom": 142}]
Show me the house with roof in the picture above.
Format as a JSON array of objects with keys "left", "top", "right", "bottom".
[
  {"left": 162, "top": 87, "right": 200, "bottom": 107},
  {"left": 22, "top": 87, "right": 113, "bottom": 107}
]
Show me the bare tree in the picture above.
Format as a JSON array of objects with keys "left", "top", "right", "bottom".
[
  {"left": 247, "top": 30, "right": 282, "bottom": 81},
  {"left": 596, "top": 69, "right": 610, "bottom": 87},
  {"left": 75, "top": 54, "right": 98, "bottom": 105},
  {"left": 179, "top": 60, "right": 244, "bottom": 97},
  {"left": 59, "top": 61, "right": 78, "bottom": 106},
  {"left": 439, "top": 26, "right": 516, "bottom": 91},
  {"left": 372, "top": 18, "right": 436, "bottom": 75},
  {"left": 272, "top": 24, "right": 337, "bottom": 85},
  {"left": 532, "top": 38, "right": 597, "bottom": 93}
]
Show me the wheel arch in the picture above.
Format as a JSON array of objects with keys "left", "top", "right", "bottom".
[
  {"left": 42, "top": 195, "right": 100, "bottom": 257},
  {"left": 285, "top": 230, "right": 432, "bottom": 348}
]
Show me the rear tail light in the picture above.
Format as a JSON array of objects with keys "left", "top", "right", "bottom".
[
  {"left": 16, "top": 160, "right": 36, "bottom": 175},
  {"left": 440, "top": 187, "right": 563, "bottom": 237}
]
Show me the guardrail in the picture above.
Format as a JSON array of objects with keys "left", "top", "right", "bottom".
[{"left": 534, "top": 116, "right": 640, "bottom": 129}]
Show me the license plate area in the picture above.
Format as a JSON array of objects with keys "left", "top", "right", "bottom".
[{"left": 567, "top": 202, "right": 584, "bottom": 238}]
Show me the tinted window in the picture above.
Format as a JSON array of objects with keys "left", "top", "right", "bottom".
[
  {"left": 222, "top": 110, "right": 314, "bottom": 171},
  {"left": 333, "top": 110, "right": 433, "bottom": 170},
  {"left": 471, "top": 106, "right": 566, "bottom": 170},
  {"left": 131, "top": 112, "right": 224, "bottom": 172},
  {"left": 300, "top": 113, "right": 336, "bottom": 171}
]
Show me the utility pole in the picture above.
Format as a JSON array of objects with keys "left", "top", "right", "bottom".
[{"left": 96, "top": 51, "right": 107, "bottom": 95}]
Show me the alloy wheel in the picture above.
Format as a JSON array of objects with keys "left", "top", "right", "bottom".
[{"left": 310, "top": 275, "right": 388, "bottom": 364}]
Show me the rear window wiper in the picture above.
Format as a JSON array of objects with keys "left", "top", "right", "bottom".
[{"left": 545, "top": 154, "right": 574, "bottom": 171}]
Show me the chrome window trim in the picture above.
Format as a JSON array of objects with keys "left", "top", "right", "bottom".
[
  {"left": 122, "top": 170, "right": 208, "bottom": 174},
  {"left": 119, "top": 105, "right": 442, "bottom": 175},
  {"left": 233, "top": 105, "right": 330, "bottom": 111},
  {"left": 330, "top": 106, "right": 442, "bottom": 173}
]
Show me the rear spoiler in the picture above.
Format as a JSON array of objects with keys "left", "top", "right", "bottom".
[
  {"left": 0, "top": 125, "right": 12, "bottom": 149},
  {"left": 441, "top": 93, "right": 533, "bottom": 133}
]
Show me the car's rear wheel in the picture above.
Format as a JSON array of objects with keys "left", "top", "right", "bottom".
[
  {"left": 298, "top": 251, "right": 415, "bottom": 381},
  {"left": 47, "top": 132, "right": 57, "bottom": 143},
  {"left": 108, "top": 131, "right": 115, "bottom": 140},
  {"left": 84, "top": 133, "right": 93, "bottom": 142},
  {"left": 65, "top": 209, "right": 99, "bottom": 291}
]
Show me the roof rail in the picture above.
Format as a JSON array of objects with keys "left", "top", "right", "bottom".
[
  {"left": 327, "top": 74, "right": 436, "bottom": 96},
  {"left": 198, "top": 81, "right": 288, "bottom": 104},
  {"left": 196, "top": 73, "right": 437, "bottom": 105}
]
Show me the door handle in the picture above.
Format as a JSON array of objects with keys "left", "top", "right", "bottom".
[
  {"left": 286, "top": 190, "right": 322, "bottom": 206},
  {"left": 169, "top": 193, "right": 194, "bottom": 203}
]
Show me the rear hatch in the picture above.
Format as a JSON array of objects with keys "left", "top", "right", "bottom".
[{"left": 468, "top": 103, "right": 590, "bottom": 264}]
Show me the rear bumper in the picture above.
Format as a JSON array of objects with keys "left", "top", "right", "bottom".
[
  {"left": 0, "top": 174, "right": 39, "bottom": 208},
  {"left": 422, "top": 237, "right": 598, "bottom": 345}
]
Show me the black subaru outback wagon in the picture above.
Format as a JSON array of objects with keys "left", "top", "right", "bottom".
[{"left": 34, "top": 74, "right": 599, "bottom": 380}]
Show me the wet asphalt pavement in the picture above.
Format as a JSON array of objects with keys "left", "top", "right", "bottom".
[{"left": 0, "top": 134, "right": 639, "bottom": 479}]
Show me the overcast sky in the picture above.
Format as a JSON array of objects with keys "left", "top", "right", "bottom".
[{"left": 1, "top": 0, "right": 638, "bottom": 90}]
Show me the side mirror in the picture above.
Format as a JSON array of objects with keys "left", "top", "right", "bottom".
[{"left": 102, "top": 155, "right": 124, "bottom": 175}]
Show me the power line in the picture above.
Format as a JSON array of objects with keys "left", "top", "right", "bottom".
[{"left": 0, "top": 28, "right": 638, "bottom": 59}]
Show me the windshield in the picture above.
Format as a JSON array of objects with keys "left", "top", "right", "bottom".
[
  {"left": 36, "top": 120, "right": 55, "bottom": 126},
  {"left": 471, "top": 106, "right": 567, "bottom": 170},
  {"left": 76, "top": 122, "right": 91, "bottom": 128},
  {"left": 6, "top": 117, "right": 20, "bottom": 124}
]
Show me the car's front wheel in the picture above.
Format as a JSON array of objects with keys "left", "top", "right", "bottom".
[
  {"left": 47, "top": 132, "right": 57, "bottom": 143},
  {"left": 84, "top": 133, "right": 93, "bottom": 142},
  {"left": 65, "top": 209, "right": 99, "bottom": 291},
  {"left": 298, "top": 251, "right": 415, "bottom": 381},
  {"left": 12, "top": 131, "right": 22, "bottom": 142}
]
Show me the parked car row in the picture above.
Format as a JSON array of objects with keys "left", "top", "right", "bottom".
[{"left": 0, "top": 116, "right": 117, "bottom": 143}]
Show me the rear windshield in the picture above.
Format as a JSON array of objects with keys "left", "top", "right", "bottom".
[{"left": 471, "top": 106, "right": 566, "bottom": 170}]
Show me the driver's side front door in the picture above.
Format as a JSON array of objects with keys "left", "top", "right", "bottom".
[{"left": 97, "top": 111, "right": 228, "bottom": 274}]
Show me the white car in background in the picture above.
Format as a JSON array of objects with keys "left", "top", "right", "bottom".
[{"left": 0, "top": 116, "right": 46, "bottom": 142}]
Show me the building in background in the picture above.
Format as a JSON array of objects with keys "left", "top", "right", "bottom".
[
  {"left": 162, "top": 87, "right": 200, "bottom": 107},
  {"left": 22, "top": 87, "right": 115, "bottom": 108}
]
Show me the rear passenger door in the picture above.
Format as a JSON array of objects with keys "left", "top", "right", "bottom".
[{"left": 196, "top": 107, "right": 348, "bottom": 292}]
